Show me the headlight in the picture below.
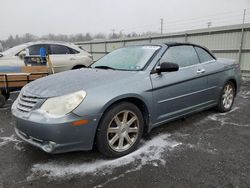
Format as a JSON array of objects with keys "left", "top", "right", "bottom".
[{"left": 40, "top": 90, "right": 86, "bottom": 116}]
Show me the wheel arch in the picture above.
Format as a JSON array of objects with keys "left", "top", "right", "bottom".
[
  {"left": 225, "top": 78, "right": 237, "bottom": 93},
  {"left": 72, "top": 64, "right": 86, "bottom": 69},
  {"left": 99, "top": 95, "right": 151, "bottom": 135},
  {"left": 228, "top": 78, "right": 237, "bottom": 92}
]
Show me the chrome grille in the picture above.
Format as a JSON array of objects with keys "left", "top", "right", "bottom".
[{"left": 17, "top": 94, "right": 41, "bottom": 113}]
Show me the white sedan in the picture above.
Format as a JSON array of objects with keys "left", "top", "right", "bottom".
[{"left": 0, "top": 41, "right": 93, "bottom": 73}]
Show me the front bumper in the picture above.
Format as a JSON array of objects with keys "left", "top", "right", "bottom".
[{"left": 12, "top": 104, "right": 100, "bottom": 154}]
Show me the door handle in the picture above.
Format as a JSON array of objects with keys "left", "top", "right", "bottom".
[
  {"left": 70, "top": 57, "right": 76, "bottom": 61},
  {"left": 197, "top": 69, "right": 205, "bottom": 74}
]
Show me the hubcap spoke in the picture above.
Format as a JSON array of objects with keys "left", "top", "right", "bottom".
[
  {"left": 127, "top": 116, "right": 137, "bottom": 127},
  {"left": 114, "top": 116, "right": 122, "bottom": 127},
  {"left": 229, "top": 94, "right": 233, "bottom": 99},
  {"left": 125, "top": 134, "right": 133, "bottom": 144},
  {"left": 109, "top": 134, "right": 119, "bottom": 145},
  {"left": 223, "top": 98, "right": 226, "bottom": 105},
  {"left": 122, "top": 111, "right": 128, "bottom": 123},
  {"left": 108, "top": 127, "right": 119, "bottom": 133},
  {"left": 128, "top": 127, "right": 138, "bottom": 133},
  {"left": 118, "top": 136, "right": 125, "bottom": 149}
]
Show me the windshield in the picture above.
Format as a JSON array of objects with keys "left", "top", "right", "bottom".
[
  {"left": 1, "top": 44, "right": 27, "bottom": 56},
  {"left": 91, "top": 45, "right": 161, "bottom": 71}
]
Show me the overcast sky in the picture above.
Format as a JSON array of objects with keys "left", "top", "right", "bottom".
[{"left": 1, "top": 0, "right": 250, "bottom": 40}]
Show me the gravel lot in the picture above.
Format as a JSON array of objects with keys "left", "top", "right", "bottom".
[{"left": 0, "top": 78, "right": 250, "bottom": 188}]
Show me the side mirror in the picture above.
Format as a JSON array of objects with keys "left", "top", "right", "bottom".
[
  {"left": 155, "top": 62, "right": 179, "bottom": 74},
  {"left": 18, "top": 50, "right": 26, "bottom": 59}
]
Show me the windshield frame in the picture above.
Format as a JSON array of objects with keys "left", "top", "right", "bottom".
[{"left": 90, "top": 45, "right": 162, "bottom": 71}]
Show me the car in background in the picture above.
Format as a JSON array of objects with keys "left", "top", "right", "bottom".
[
  {"left": 0, "top": 41, "right": 93, "bottom": 73},
  {"left": 12, "top": 43, "right": 241, "bottom": 158}
]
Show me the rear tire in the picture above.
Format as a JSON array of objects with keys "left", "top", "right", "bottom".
[
  {"left": 217, "top": 81, "right": 236, "bottom": 113},
  {"left": 96, "top": 102, "right": 144, "bottom": 158}
]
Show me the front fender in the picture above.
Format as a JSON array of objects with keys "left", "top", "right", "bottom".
[{"left": 100, "top": 93, "right": 151, "bottom": 115}]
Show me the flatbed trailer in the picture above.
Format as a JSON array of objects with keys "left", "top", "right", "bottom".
[
  {"left": 0, "top": 50, "right": 55, "bottom": 107},
  {"left": 0, "top": 66, "right": 49, "bottom": 107}
]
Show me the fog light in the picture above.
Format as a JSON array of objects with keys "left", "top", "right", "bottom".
[{"left": 42, "top": 141, "right": 56, "bottom": 153}]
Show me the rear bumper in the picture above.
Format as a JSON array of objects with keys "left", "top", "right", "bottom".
[{"left": 13, "top": 111, "right": 100, "bottom": 154}]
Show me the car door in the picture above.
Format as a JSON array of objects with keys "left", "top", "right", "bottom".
[
  {"left": 0, "top": 55, "right": 20, "bottom": 72},
  {"left": 49, "top": 44, "right": 77, "bottom": 72},
  {"left": 150, "top": 45, "right": 209, "bottom": 125},
  {"left": 25, "top": 44, "right": 50, "bottom": 66},
  {"left": 0, "top": 46, "right": 26, "bottom": 72},
  {"left": 194, "top": 46, "right": 224, "bottom": 102}
]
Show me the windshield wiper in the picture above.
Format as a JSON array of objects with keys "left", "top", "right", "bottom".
[{"left": 94, "top": 66, "right": 116, "bottom": 70}]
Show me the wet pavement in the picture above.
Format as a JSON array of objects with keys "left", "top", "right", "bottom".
[{"left": 0, "top": 79, "right": 250, "bottom": 188}]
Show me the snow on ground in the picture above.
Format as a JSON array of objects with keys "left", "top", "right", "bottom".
[
  {"left": 242, "top": 76, "right": 250, "bottom": 82},
  {"left": 0, "top": 134, "right": 25, "bottom": 151},
  {"left": 239, "top": 90, "right": 250, "bottom": 99},
  {"left": 0, "top": 134, "right": 22, "bottom": 147},
  {"left": 207, "top": 107, "right": 250, "bottom": 127},
  {"left": 29, "top": 134, "right": 181, "bottom": 179}
]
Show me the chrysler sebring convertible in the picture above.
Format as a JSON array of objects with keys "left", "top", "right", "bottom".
[{"left": 12, "top": 43, "right": 241, "bottom": 157}]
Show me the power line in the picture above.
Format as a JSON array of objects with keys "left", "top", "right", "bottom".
[
  {"left": 122, "top": 9, "right": 249, "bottom": 34},
  {"left": 164, "top": 9, "right": 247, "bottom": 24}
]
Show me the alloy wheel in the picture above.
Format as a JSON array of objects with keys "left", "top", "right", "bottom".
[{"left": 107, "top": 110, "right": 139, "bottom": 152}]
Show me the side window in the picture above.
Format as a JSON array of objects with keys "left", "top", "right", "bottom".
[
  {"left": 50, "top": 44, "right": 71, "bottom": 55},
  {"left": 195, "top": 47, "right": 215, "bottom": 63},
  {"left": 69, "top": 48, "right": 80, "bottom": 54},
  {"left": 161, "top": 45, "right": 200, "bottom": 67},
  {"left": 27, "top": 45, "right": 48, "bottom": 56}
]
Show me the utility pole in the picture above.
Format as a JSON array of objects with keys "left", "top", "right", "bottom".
[
  {"left": 160, "top": 18, "right": 163, "bottom": 34},
  {"left": 238, "top": 9, "right": 246, "bottom": 66}
]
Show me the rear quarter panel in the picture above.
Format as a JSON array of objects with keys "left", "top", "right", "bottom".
[{"left": 202, "top": 58, "right": 241, "bottom": 103}]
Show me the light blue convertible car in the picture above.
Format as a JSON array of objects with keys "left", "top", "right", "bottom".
[{"left": 12, "top": 42, "right": 241, "bottom": 157}]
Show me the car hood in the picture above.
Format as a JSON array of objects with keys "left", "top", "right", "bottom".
[{"left": 23, "top": 68, "right": 139, "bottom": 98}]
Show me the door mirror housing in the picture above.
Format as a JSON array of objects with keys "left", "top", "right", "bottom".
[{"left": 155, "top": 62, "right": 179, "bottom": 74}]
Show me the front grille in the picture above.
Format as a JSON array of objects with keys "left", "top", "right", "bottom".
[{"left": 17, "top": 94, "right": 41, "bottom": 113}]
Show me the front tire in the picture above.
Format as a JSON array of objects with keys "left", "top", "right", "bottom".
[
  {"left": 96, "top": 102, "right": 144, "bottom": 158},
  {"left": 217, "top": 81, "right": 236, "bottom": 113}
]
